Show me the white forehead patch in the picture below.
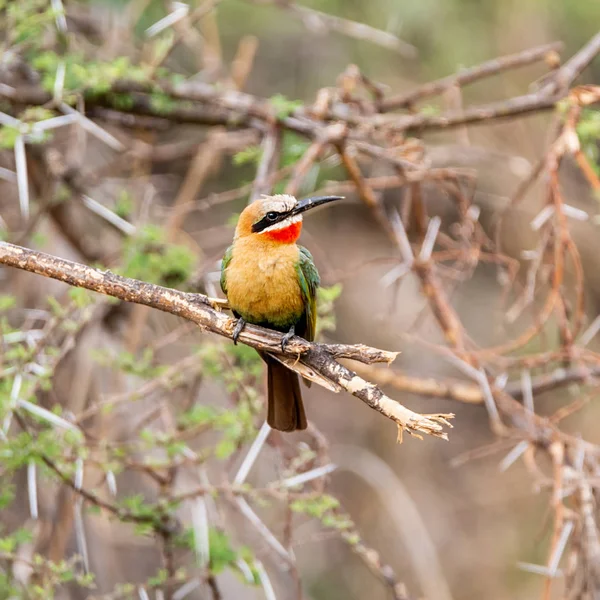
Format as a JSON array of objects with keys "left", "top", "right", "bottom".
[
  {"left": 259, "top": 194, "right": 297, "bottom": 214},
  {"left": 259, "top": 214, "right": 302, "bottom": 234}
]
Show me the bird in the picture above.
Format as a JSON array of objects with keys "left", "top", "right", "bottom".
[{"left": 220, "top": 194, "right": 342, "bottom": 432}]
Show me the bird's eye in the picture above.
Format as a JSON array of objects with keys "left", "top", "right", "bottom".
[{"left": 266, "top": 211, "right": 278, "bottom": 221}]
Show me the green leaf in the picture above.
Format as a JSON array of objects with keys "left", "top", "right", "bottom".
[
  {"left": 121, "top": 225, "right": 196, "bottom": 286},
  {"left": 233, "top": 145, "right": 262, "bottom": 167},
  {"left": 12, "top": 527, "right": 33, "bottom": 546},
  {"left": 178, "top": 405, "right": 218, "bottom": 428},
  {"left": 46, "top": 295, "right": 66, "bottom": 317},
  {"left": 270, "top": 94, "right": 303, "bottom": 119},
  {"left": 8, "top": 1, "right": 55, "bottom": 46},
  {"left": 149, "top": 91, "right": 178, "bottom": 114},
  {"left": 420, "top": 104, "right": 441, "bottom": 117},
  {"left": 166, "top": 440, "right": 187, "bottom": 458},
  {"left": 31, "top": 231, "right": 48, "bottom": 246},
  {"left": 316, "top": 283, "right": 342, "bottom": 335},
  {"left": 226, "top": 213, "right": 240, "bottom": 228},
  {"left": 147, "top": 568, "right": 169, "bottom": 587},
  {"left": 0, "top": 484, "right": 15, "bottom": 510},
  {"left": 76, "top": 571, "right": 96, "bottom": 588},
  {"left": 30, "top": 51, "right": 148, "bottom": 96},
  {"left": 280, "top": 132, "right": 311, "bottom": 167},
  {"left": 0, "top": 126, "right": 20, "bottom": 150},
  {"left": 68, "top": 287, "right": 94, "bottom": 309},
  {"left": 115, "top": 190, "right": 134, "bottom": 218},
  {"left": 215, "top": 437, "right": 236, "bottom": 459},
  {"left": 0, "top": 536, "right": 16, "bottom": 553},
  {"left": 576, "top": 109, "right": 600, "bottom": 178},
  {"left": 290, "top": 494, "right": 339, "bottom": 518},
  {"left": 20, "top": 107, "right": 55, "bottom": 123},
  {"left": 0, "top": 295, "right": 16, "bottom": 311},
  {"left": 209, "top": 528, "right": 237, "bottom": 573},
  {"left": 225, "top": 343, "right": 263, "bottom": 377}
]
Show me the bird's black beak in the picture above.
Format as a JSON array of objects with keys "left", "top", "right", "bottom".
[{"left": 289, "top": 195, "right": 344, "bottom": 217}]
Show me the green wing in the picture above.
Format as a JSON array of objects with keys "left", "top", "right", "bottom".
[
  {"left": 220, "top": 245, "right": 234, "bottom": 296},
  {"left": 296, "top": 246, "right": 320, "bottom": 342}
]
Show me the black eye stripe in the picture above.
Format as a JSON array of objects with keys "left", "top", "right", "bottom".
[{"left": 252, "top": 210, "right": 289, "bottom": 233}]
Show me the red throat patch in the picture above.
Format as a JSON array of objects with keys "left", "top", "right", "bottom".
[{"left": 262, "top": 221, "right": 302, "bottom": 243}]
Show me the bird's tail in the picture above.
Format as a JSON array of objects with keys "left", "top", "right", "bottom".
[{"left": 263, "top": 355, "right": 307, "bottom": 432}]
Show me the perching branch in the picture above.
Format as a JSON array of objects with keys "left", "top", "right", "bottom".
[{"left": 0, "top": 241, "right": 453, "bottom": 440}]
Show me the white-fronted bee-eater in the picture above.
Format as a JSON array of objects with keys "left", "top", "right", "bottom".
[{"left": 220, "top": 194, "right": 342, "bottom": 432}]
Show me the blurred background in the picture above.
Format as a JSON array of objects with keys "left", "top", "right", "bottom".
[{"left": 1, "top": 1, "right": 600, "bottom": 599}]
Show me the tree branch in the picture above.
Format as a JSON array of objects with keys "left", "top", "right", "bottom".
[
  {"left": 379, "top": 41, "right": 563, "bottom": 111},
  {"left": 3, "top": 33, "right": 595, "bottom": 144},
  {"left": 0, "top": 241, "right": 453, "bottom": 440},
  {"left": 354, "top": 362, "right": 600, "bottom": 406}
]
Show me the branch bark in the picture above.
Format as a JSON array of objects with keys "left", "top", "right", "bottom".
[
  {"left": 3, "top": 33, "right": 597, "bottom": 143},
  {"left": 379, "top": 41, "right": 563, "bottom": 112},
  {"left": 354, "top": 362, "right": 600, "bottom": 408},
  {"left": 0, "top": 241, "right": 453, "bottom": 440}
]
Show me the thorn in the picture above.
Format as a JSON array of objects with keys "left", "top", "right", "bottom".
[
  {"left": 14, "top": 135, "right": 29, "bottom": 221},
  {"left": 278, "top": 463, "right": 337, "bottom": 488},
  {"left": 82, "top": 195, "right": 136, "bottom": 235},
  {"left": 191, "top": 498, "right": 210, "bottom": 568},
  {"left": 234, "top": 421, "right": 271, "bottom": 485},
  {"left": 254, "top": 560, "right": 277, "bottom": 600},
  {"left": 145, "top": 2, "right": 189, "bottom": 37},
  {"left": 27, "top": 461, "right": 38, "bottom": 520},
  {"left": 74, "top": 498, "right": 89, "bottom": 573}
]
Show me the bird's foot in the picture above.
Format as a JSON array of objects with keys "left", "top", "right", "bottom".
[
  {"left": 232, "top": 317, "right": 246, "bottom": 345},
  {"left": 281, "top": 325, "right": 295, "bottom": 353}
]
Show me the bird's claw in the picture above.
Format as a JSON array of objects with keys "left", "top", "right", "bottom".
[
  {"left": 281, "top": 326, "right": 295, "bottom": 353},
  {"left": 232, "top": 317, "right": 246, "bottom": 345}
]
